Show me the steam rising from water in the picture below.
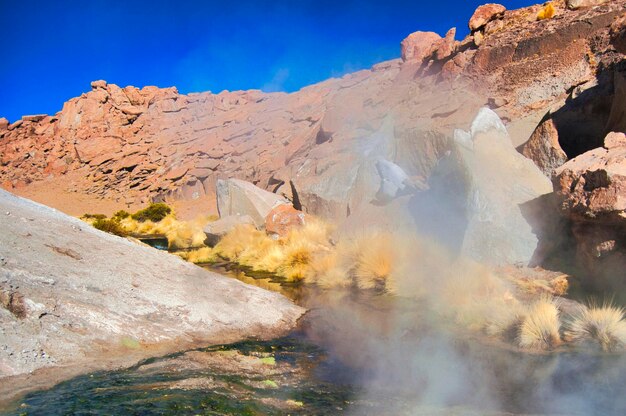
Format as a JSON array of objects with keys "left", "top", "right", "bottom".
[{"left": 300, "top": 108, "right": 626, "bottom": 415}]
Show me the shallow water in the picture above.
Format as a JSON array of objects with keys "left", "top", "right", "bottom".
[
  {"left": 4, "top": 267, "right": 626, "bottom": 415},
  {"left": 138, "top": 236, "right": 169, "bottom": 251}
]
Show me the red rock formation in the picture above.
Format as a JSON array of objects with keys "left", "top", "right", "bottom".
[
  {"left": 554, "top": 132, "right": 626, "bottom": 224},
  {"left": 552, "top": 132, "right": 626, "bottom": 292},
  {"left": 0, "top": 1, "right": 624, "bottom": 225},
  {"left": 611, "top": 12, "right": 626, "bottom": 53},
  {"left": 265, "top": 204, "right": 307, "bottom": 238},
  {"left": 400, "top": 31, "right": 442, "bottom": 62},
  {"left": 521, "top": 116, "right": 568, "bottom": 177},
  {"left": 468, "top": 3, "right": 506, "bottom": 31}
]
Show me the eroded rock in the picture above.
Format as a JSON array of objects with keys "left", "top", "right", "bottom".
[
  {"left": 521, "top": 116, "right": 568, "bottom": 177},
  {"left": 469, "top": 3, "right": 506, "bottom": 32},
  {"left": 567, "top": 0, "right": 608, "bottom": 10},
  {"left": 216, "top": 178, "right": 290, "bottom": 227},
  {"left": 552, "top": 131, "right": 626, "bottom": 293},
  {"left": 400, "top": 31, "right": 442, "bottom": 62},
  {"left": 415, "top": 108, "right": 554, "bottom": 266},
  {"left": 265, "top": 204, "right": 307, "bottom": 238},
  {"left": 610, "top": 12, "right": 626, "bottom": 53}
]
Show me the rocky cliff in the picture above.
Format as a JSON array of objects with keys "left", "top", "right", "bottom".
[
  {"left": 1, "top": 1, "right": 625, "bottom": 285},
  {"left": 0, "top": 2, "right": 622, "bottom": 218}
]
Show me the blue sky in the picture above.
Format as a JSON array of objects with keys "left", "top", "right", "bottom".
[{"left": 0, "top": 0, "right": 531, "bottom": 122}]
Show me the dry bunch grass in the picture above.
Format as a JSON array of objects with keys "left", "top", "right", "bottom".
[
  {"left": 565, "top": 301, "right": 626, "bottom": 352},
  {"left": 518, "top": 296, "right": 561, "bottom": 350}
]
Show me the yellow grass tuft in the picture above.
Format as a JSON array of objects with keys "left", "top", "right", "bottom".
[
  {"left": 285, "top": 218, "right": 333, "bottom": 248},
  {"left": 304, "top": 250, "right": 351, "bottom": 289},
  {"left": 565, "top": 301, "right": 626, "bottom": 352},
  {"left": 251, "top": 245, "right": 287, "bottom": 274},
  {"left": 213, "top": 224, "right": 265, "bottom": 261},
  {"left": 278, "top": 240, "right": 314, "bottom": 282},
  {"left": 440, "top": 260, "right": 522, "bottom": 333},
  {"left": 117, "top": 209, "right": 214, "bottom": 250},
  {"left": 178, "top": 247, "right": 218, "bottom": 264},
  {"left": 507, "top": 273, "right": 569, "bottom": 297},
  {"left": 537, "top": 2, "right": 555, "bottom": 20},
  {"left": 518, "top": 296, "right": 561, "bottom": 350},
  {"left": 551, "top": 275, "right": 569, "bottom": 296},
  {"left": 349, "top": 231, "right": 396, "bottom": 291}
]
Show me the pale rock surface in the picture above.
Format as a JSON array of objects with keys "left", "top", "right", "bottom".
[
  {"left": 203, "top": 214, "right": 256, "bottom": 246},
  {"left": 216, "top": 178, "right": 290, "bottom": 227},
  {"left": 567, "top": 0, "right": 608, "bottom": 10},
  {"left": 416, "top": 108, "right": 554, "bottom": 265},
  {"left": 374, "top": 158, "right": 411, "bottom": 202},
  {"left": 0, "top": 189, "right": 303, "bottom": 401}
]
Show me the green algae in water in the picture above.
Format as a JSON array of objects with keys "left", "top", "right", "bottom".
[
  {"left": 259, "top": 356, "right": 276, "bottom": 366},
  {"left": 3, "top": 336, "right": 357, "bottom": 416}
]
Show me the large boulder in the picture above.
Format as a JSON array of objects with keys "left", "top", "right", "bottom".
[
  {"left": 203, "top": 214, "right": 256, "bottom": 246},
  {"left": 413, "top": 108, "right": 554, "bottom": 266},
  {"left": 265, "top": 204, "right": 308, "bottom": 238},
  {"left": 553, "top": 132, "right": 626, "bottom": 223},
  {"left": 0, "top": 189, "right": 304, "bottom": 401},
  {"left": 552, "top": 132, "right": 626, "bottom": 294},
  {"left": 400, "top": 31, "right": 442, "bottom": 63},
  {"left": 521, "top": 116, "right": 568, "bottom": 177},
  {"left": 216, "top": 178, "right": 290, "bottom": 227},
  {"left": 468, "top": 3, "right": 506, "bottom": 32}
]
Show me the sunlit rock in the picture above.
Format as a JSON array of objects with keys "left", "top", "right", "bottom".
[
  {"left": 216, "top": 178, "right": 290, "bottom": 227},
  {"left": 415, "top": 108, "right": 554, "bottom": 265}
]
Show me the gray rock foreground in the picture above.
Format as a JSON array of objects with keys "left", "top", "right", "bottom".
[{"left": 0, "top": 189, "right": 304, "bottom": 404}]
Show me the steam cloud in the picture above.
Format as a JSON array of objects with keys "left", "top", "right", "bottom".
[{"left": 299, "top": 107, "right": 626, "bottom": 416}]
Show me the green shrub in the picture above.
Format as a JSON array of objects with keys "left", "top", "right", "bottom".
[
  {"left": 131, "top": 203, "right": 172, "bottom": 223},
  {"left": 113, "top": 210, "right": 131, "bottom": 220},
  {"left": 82, "top": 213, "right": 107, "bottom": 220},
  {"left": 93, "top": 218, "right": 128, "bottom": 237}
]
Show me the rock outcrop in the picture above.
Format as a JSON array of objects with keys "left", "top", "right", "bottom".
[
  {"left": 1, "top": 2, "right": 623, "bottom": 225},
  {"left": 553, "top": 131, "right": 626, "bottom": 292},
  {"left": 611, "top": 12, "right": 626, "bottom": 53},
  {"left": 400, "top": 31, "right": 442, "bottom": 62},
  {"left": 567, "top": 0, "right": 609, "bottom": 10},
  {"left": 0, "top": 2, "right": 625, "bottom": 278},
  {"left": 413, "top": 108, "right": 554, "bottom": 266},
  {"left": 0, "top": 189, "right": 304, "bottom": 401},
  {"left": 216, "top": 178, "right": 290, "bottom": 227},
  {"left": 554, "top": 132, "right": 626, "bottom": 222},
  {"left": 265, "top": 204, "right": 308, "bottom": 238},
  {"left": 469, "top": 3, "right": 506, "bottom": 31},
  {"left": 521, "top": 116, "right": 568, "bottom": 176}
]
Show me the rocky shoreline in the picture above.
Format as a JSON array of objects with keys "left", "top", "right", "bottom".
[{"left": 0, "top": 189, "right": 305, "bottom": 407}]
